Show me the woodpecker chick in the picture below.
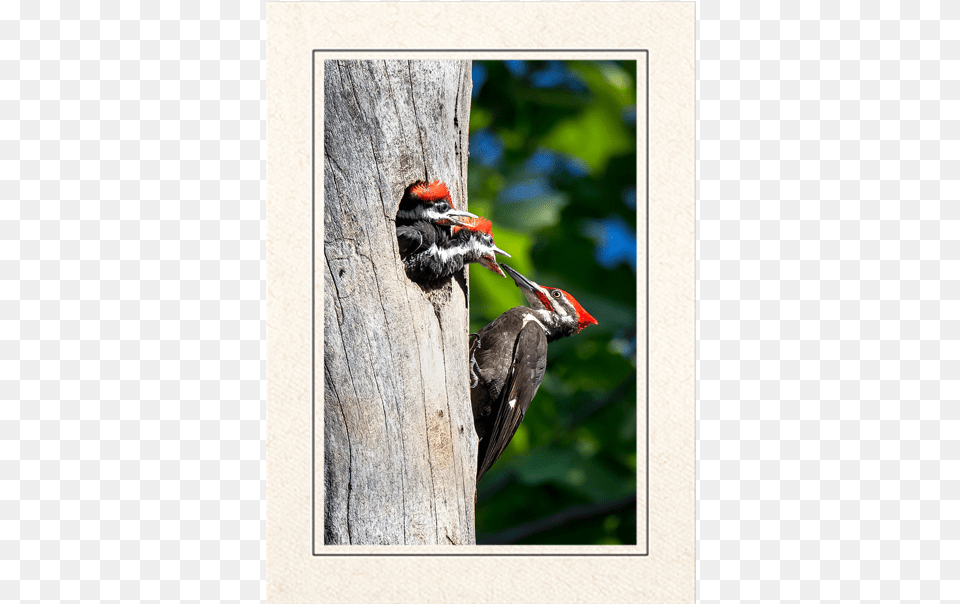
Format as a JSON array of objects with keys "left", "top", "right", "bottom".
[
  {"left": 396, "top": 180, "right": 476, "bottom": 227},
  {"left": 399, "top": 216, "right": 510, "bottom": 282},
  {"left": 469, "top": 263, "right": 598, "bottom": 482},
  {"left": 450, "top": 217, "right": 511, "bottom": 277}
]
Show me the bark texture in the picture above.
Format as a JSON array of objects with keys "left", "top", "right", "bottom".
[{"left": 322, "top": 60, "right": 477, "bottom": 545}]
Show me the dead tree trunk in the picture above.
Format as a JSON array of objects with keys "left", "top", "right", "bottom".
[{"left": 322, "top": 60, "right": 477, "bottom": 545}]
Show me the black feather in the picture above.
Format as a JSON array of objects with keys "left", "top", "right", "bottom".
[{"left": 475, "top": 318, "right": 548, "bottom": 481}]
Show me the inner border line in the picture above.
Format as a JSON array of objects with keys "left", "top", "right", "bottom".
[{"left": 313, "top": 51, "right": 650, "bottom": 556}]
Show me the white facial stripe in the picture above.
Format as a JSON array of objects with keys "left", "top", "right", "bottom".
[
  {"left": 553, "top": 295, "right": 567, "bottom": 316},
  {"left": 425, "top": 237, "right": 481, "bottom": 263},
  {"left": 397, "top": 207, "right": 444, "bottom": 222},
  {"left": 428, "top": 243, "right": 458, "bottom": 263}
]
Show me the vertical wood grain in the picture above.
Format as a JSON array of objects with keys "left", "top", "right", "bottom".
[{"left": 322, "top": 60, "right": 477, "bottom": 545}]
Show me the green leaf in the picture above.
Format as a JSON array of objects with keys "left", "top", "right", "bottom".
[
  {"left": 495, "top": 192, "right": 569, "bottom": 232},
  {"left": 470, "top": 107, "right": 494, "bottom": 131},
  {"left": 542, "top": 106, "right": 632, "bottom": 174},
  {"left": 512, "top": 446, "right": 636, "bottom": 503}
]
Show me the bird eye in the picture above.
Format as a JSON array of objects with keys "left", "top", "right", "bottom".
[{"left": 552, "top": 290, "right": 561, "bottom": 298}]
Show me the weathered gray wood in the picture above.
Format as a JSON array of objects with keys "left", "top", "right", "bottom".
[{"left": 322, "top": 60, "right": 477, "bottom": 545}]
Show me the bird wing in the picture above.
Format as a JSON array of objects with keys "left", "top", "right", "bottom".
[
  {"left": 476, "top": 321, "right": 548, "bottom": 481},
  {"left": 396, "top": 224, "right": 425, "bottom": 259}
]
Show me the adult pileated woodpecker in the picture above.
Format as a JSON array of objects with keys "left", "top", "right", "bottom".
[
  {"left": 399, "top": 216, "right": 510, "bottom": 282},
  {"left": 469, "top": 263, "right": 598, "bottom": 482}
]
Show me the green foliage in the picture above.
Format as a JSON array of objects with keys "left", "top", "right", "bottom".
[{"left": 469, "top": 60, "right": 639, "bottom": 545}]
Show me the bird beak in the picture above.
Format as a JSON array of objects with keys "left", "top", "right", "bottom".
[
  {"left": 437, "top": 209, "right": 479, "bottom": 226},
  {"left": 491, "top": 245, "right": 510, "bottom": 258},
  {"left": 478, "top": 254, "right": 506, "bottom": 277},
  {"left": 499, "top": 263, "right": 551, "bottom": 310}
]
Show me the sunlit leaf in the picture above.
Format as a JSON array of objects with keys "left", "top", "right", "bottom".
[
  {"left": 495, "top": 192, "right": 569, "bottom": 232},
  {"left": 542, "top": 106, "right": 632, "bottom": 173},
  {"left": 470, "top": 107, "right": 494, "bottom": 131}
]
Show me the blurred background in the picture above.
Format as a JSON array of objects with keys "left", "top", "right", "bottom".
[{"left": 467, "top": 60, "right": 639, "bottom": 545}]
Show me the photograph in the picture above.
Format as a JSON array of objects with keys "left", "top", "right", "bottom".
[
  {"left": 269, "top": 4, "right": 694, "bottom": 600},
  {"left": 321, "top": 58, "right": 640, "bottom": 546}
]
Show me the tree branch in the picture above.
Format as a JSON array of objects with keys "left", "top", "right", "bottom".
[{"left": 478, "top": 493, "right": 637, "bottom": 545}]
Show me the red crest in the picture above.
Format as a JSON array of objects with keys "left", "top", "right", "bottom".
[
  {"left": 545, "top": 288, "right": 598, "bottom": 332},
  {"left": 565, "top": 291, "right": 599, "bottom": 332},
  {"left": 452, "top": 216, "right": 494, "bottom": 236},
  {"left": 409, "top": 180, "right": 454, "bottom": 207}
]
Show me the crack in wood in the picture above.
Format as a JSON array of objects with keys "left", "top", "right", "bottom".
[{"left": 322, "top": 59, "right": 476, "bottom": 546}]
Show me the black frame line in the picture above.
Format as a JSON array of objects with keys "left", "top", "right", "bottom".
[{"left": 312, "top": 50, "right": 650, "bottom": 556}]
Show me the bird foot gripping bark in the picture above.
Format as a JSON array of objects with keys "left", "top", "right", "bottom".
[{"left": 469, "top": 348, "right": 480, "bottom": 389}]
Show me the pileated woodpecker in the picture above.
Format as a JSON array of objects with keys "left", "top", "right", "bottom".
[
  {"left": 399, "top": 216, "right": 510, "bottom": 282},
  {"left": 396, "top": 180, "right": 476, "bottom": 227},
  {"left": 469, "top": 263, "right": 598, "bottom": 481}
]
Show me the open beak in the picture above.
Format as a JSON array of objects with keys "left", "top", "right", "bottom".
[
  {"left": 499, "top": 263, "right": 550, "bottom": 309},
  {"left": 478, "top": 254, "right": 506, "bottom": 277},
  {"left": 491, "top": 245, "right": 510, "bottom": 258}
]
